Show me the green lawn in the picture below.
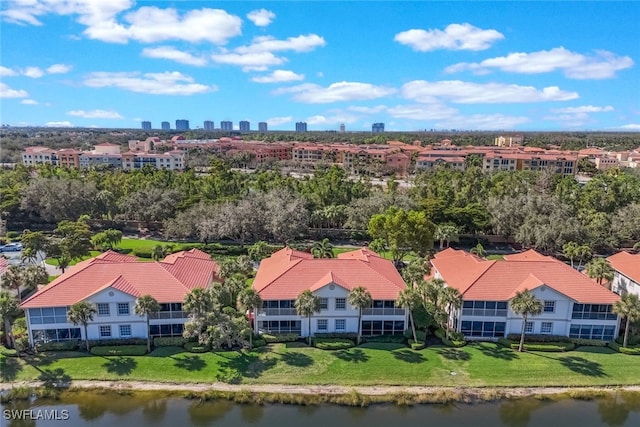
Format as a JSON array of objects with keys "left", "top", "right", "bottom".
[{"left": 2, "top": 342, "right": 639, "bottom": 387}]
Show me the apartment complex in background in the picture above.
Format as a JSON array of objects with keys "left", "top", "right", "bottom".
[
  {"left": 494, "top": 135, "right": 524, "bottom": 147},
  {"left": 239, "top": 121, "right": 250, "bottom": 132},
  {"left": 175, "top": 120, "right": 189, "bottom": 131},
  {"left": 141, "top": 121, "right": 151, "bottom": 130},
  {"left": 203, "top": 120, "right": 215, "bottom": 131},
  {"left": 295, "top": 122, "right": 308, "bottom": 132},
  {"left": 220, "top": 121, "right": 233, "bottom": 131},
  {"left": 372, "top": 123, "right": 385, "bottom": 133},
  {"left": 258, "top": 122, "right": 268, "bottom": 132},
  {"left": 161, "top": 121, "right": 170, "bottom": 130}
]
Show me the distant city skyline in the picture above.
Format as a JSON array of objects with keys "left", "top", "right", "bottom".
[{"left": 1, "top": 1, "right": 638, "bottom": 131}]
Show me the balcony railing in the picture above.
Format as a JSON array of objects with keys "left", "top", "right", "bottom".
[
  {"left": 149, "top": 311, "right": 189, "bottom": 320},
  {"left": 462, "top": 309, "right": 508, "bottom": 317},
  {"left": 258, "top": 308, "right": 298, "bottom": 316},
  {"left": 362, "top": 308, "right": 405, "bottom": 316}
]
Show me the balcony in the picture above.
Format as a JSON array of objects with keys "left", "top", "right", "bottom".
[
  {"left": 148, "top": 311, "right": 189, "bottom": 320},
  {"left": 462, "top": 309, "right": 508, "bottom": 317},
  {"left": 258, "top": 308, "right": 298, "bottom": 316},
  {"left": 362, "top": 308, "right": 405, "bottom": 316}
]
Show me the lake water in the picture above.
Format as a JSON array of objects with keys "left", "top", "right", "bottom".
[{"left": 2, "top": 390, "right": 639, "bottom": 427}]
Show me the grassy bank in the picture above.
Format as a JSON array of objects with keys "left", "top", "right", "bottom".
[{"left": 2, "top": 342, "right": 640, "bottom": 388}]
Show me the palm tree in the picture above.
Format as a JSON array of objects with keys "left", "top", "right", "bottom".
[
  {"left": 1, "top": 265, "right": 24, "bottom": 302},
  {"left": 563, "top": 242, "right": 579, "bottom": 268},
  {"left": 509, "top": 290, "right": 543, "bottom": 352},
  {"left": 67, "top": 301, "right": 97, "bottom": 352},
  {"left": 237, "top": 288, "right": 262, "bottom": 349},
  {"left": 22, "top": 265, "right": 47, "bottom": 297},
  {"left": 613, "top": 294, "right": 640, "bottom": 348},
  {"left": 135, "top": 295, "right": 161, "bottom": 353},
  {"left": 396, "top": 288, "right": 419, "bottom": 344},
  {"left": 248, "top": 241, "right": 272, "bottom": 263},
  {"left": 470, "top": 243, "right": 486, "bottom": 258},
  {"left": 151, "top": 245, "right": 167, "bottom": 261},
  {"left": 441, "top": 286, "right": 463, "bottom": 339},
  {"left": 311, "top": 238, "right": 334, "bottom": 258},
  {"left": 183, "top": 288, "right": 213, "bottom": 319},
  {"left": 585, "top": 258, "right": 615, "bottom": 287},
  {"left": 434, "top": 224, "right": 460, "bottom": 250},
  {"left": 575, "top": 245, "right": 592, "bottom": 271},
  {"left": 401, "top": 257, "right": 430, "bottom": 287},
  {"left": 0, "top": 291, "right": 18, "bottom": 349},
  {"left": 348, "top": 286, "right": 373, "bottom": 345},
  {"left": 295, "top": 290, "right": 321, "bottom": 345}
]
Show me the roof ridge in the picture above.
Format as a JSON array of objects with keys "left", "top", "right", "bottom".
[
  {"left": 157, "top": 260, "right": 200, "bottom": 293},
  {"left": 458, "top": 259, "right": 497, "bottom": 296},
  {"left": 361, "top": 258, "right": 405, "bottom": 292},
  {"left": 253, "top": 258, "right": 304, "bottom": 293}
]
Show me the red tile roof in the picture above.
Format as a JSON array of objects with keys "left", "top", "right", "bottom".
[
  {"left": 607, "top": 251, "right": 640, "bottom": 284},
  {"left": 431, "top": 249, "right": 619, "bottom": 304},
  {"left": 20, "top": 250, "right": 220, "bottom": 308},
  {"left": 0, "top": 257, "right": 9, "bottom": 276},
  {"left": 253, "top": 247, "right": 406, "bottom": 300}
]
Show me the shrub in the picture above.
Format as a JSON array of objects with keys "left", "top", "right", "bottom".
[
  {"left": 314, "top": 338, "right": 354, "bottom": 350},
  {"left": 404, "top": 329, "right": 427, "bottom": 342},
  {"left": 36, "top": 341, "right": 80, "bottom": 352},
  {"left": 0, "top": 346, "right": 18, "bottom": 357},
  {"left": 114, "top": 248, "right": 132, "bottom": 254},
  {"left": 184, "top": 342, "right": 210, "bottom": 353},
  {"left": 506, "top": 334, "right": 571, "bottom": 343},
  {"left": 508, "top": 342, "right": 575, "bottom": 352},
  {"left": 314, "top": 332, "right": 357, "bottom": 341},
  {"left": 90, "top": 345, "right": 148, "bottom": 356},
  {"left": 154, "top": 337, "right": 186, "bottom": 347},
  {"left": 608, "top": 342, "right": 640, "bottom": 355},
  {"left": 408, "top": 340, "right": 425, "bottom": 350},
  {"left": 252, "top": 339, "right": 267, "bottom": 348},
  {"left": 497, "top": 338, "right": 515, "bottom": 347},
  {"left": 615, "top": 335, "right": 640, "bottom": 346},
  {"left": 570, "top": 338, "right": 608, "bottom": 347},
  {"left": 6, "top": 231, "right": 20, "bottom": 240},
  {"left": 89, "top": 338, "right": 147, "bottom": 347},
  {"left": 364, "top": 334, "right": 406, "bottom": 344},
  {"left": 262, "top": 333, "right": 299, "bottom": 343},
  {"left": 132, "top": 248, "right": 153, "bottom": 258},
  {"left": 435, "top": 329, "right": 466, "bottom": 347}
]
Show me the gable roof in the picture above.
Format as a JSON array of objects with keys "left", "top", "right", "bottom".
[
  {"left": 253, "top": 247, "right": 406, "bottom": 300},
  {"left": 20, "top": 250, "right": 220, "bottom": 308},
  {"left": 607, "top": 251, "right": 640, "bottom": 284},
  {"left": 431, "top": 249, "right": 619, "bottom": 304}
]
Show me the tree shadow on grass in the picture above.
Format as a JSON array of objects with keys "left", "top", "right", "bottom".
[
  {"left": 218, "top": 351, "right": 278, "bottom": 380},
  {"left": 0, "top": 356, "right": 22, "bottom": 381},
  {"left": 333, "top": 348, "right": 370, "bottom": 363},
  {"left": 558, "top": 356, "right": 606, "bottom": 377},
  {"left": 38, "top": 367, "right": 71, "bottom": 388},
  {"left": 392, "top": 349, "right": 426, "bottom": 364},
  {"left": 475, "top": 343, "right": 519, "bottom": 360},
  {"left": 149, "top": 346, "right": 185, "bottom": 357},
  {"left": 102, "top": 356, "right": 137, "bottom": 376},
  {"left": 436, "top": 348, "right": 471, "bottom": 361},
  {"left": 173, "top": 354, "right": 205, "bottom": 371},
  {"left": 280, "top": 352, "right": 314, "bottom": 367}
]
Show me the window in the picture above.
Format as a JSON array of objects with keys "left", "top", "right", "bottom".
[
  {"left": 335, "top": 319, "right": 346, "bottom": 331},
  {"left": 31, "top": 328, "right": 81, "bottom": 344},
  {"left": 525, "top": 322, "right": 534, "bottom": 334},
  {"left": 544, "top": 301, "right": 555, "bottom": 313},
  {"left": 28, "top": 307, "right": 68, "bottom": 324},
  {"left": 117, "top": 303, "right": 130, "bottom": 316},
  {"left": 570, "top": 324, "right": 615, "bottom": 341},
  {"left": 360, "top": 320, "right": 405, "bottom": 336},
  {"left": 119, "top": 325, "right": 132, "bottom": 337},
  {"left": 541, "top": 322, "right": 553, "bottom": 334},
  {"left": 572, "top": 304, "right": 617, "bottom": 320},
  {"left": 461, "top": 301, "right": 508, "bottom": 316},
  {"left": 258, "top": 321, "right": 301, "bottom": 334},
  {"left": 335, "top": 298, "right": 346, "bottom": 310},
  {"left": 99, "top": 325, "right": 112, "bottom": 337},
  {"left": 317, "top": 319, "right": 328, "bottom": 331},
  {"left": 149, "top": 323, "right": 184, "bottom": 337},
  {"left": 97, "top": 303, "right": 110, "bottom": 316},
  {"left": 319, "top": 298, "right": 328, "bottom": 310}
]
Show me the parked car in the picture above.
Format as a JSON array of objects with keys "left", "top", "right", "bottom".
[{"left": 0, "top": 242, "right": 23, "bottom": 252}]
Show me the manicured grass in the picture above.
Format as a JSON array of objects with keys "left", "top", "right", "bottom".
[
  {"left": 2, "top": 342, "right": 639, "bottom": 387},
  {"left": 486, "top": 254, "right": 505, "bottom": 260},
  {"left": 45, "top": 251, "right": 101, "bottom": 267}
]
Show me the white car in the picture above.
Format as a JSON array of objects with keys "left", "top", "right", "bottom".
[{"left": 0, "top": 242, "right": 23, "bottom": 252}]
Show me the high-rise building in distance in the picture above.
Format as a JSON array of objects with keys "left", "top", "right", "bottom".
[
  {"left": 141, "top": 121, "right": 151, "bottom": 130},
  {"left": 161, "top": 121, "right": 170, "bottom": 130},
  {"left": 372, "top": 122, "right": 385, "bottom": 132},
  {"left": 220, "top": 121, "right": 233, "bottom": 131},
  {"left": 295, "top": 122, "right": 308, "bottom": 132},
  {"left": 239, "top": 120, "right": 250, "bottom": 132},
  {"left": 176, "top": 119, "right": 190, "bottom": 131},
  {"left": 340, "top": 124, "right": 345, "bottom": 132},
  {"left": 204, "top": 120, "right": 214, "bottom": 131},
  {"left": 258, "top": 122, "right": 268, "bottom": 132}
]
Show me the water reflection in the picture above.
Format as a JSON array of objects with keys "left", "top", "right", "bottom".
[
  {"left": 142, "top": 399, "right": 167, "bottom": 423},
  {"left": 598, "top": 392, "right": 640, "bottom": 427},
  {"left": 240, "top": 404, "right": 265, "bottom": 424},
  {"left": 499, "top": 398, "right": 544, "bottom": 427},
  {"left": 187, "top": 399, "right": 233, "bottom": 427}
]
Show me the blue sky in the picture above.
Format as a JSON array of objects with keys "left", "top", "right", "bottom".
[{"left": 1, "top": 1, "right": 639, "bottom": 131}]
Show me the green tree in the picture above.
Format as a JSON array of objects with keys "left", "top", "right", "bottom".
[
  {"left": 67, "top": 301, "right": 97, "bottom": 352},
  {"left": 183, "top": 288, "right": 214, "bottom": 319},
  {"left": 368, "top": 207, "right": 435, "bottom": 262},
  {"left": 585, "top": 257, "right": 615, "bottom": 287},
  {"left": 295, "top": 290, "right": 321, "bottom": 345},
  {"left": 469, "top": 243, "right": 486, "bottom": 258},
  {"left": 1, "top": 265, "right": 24, "bottom": 302},
  {"left": 151, "top": 245, "right": 167, "bottom": 261},
  {"left": 311, "top": 238, "right": 334, "bottom": 258},
  {"left": 248, "top": 241, "right": 272, "bottom": 262},
  {"left": 613, "top": 294, "right": 640, "bottom": 348},
  {"left": 20, "top": 230, "right": 47, "bottom": 264},
  {"left": 237, "top": 288, "right": 262, "bottom": 349},
  {"left": 396, "top": 287, "right": 420, "bottom": 344},
  {"left": 91, "top": 229, "right": 122, "bottom": 250},
  {"left": 510, "top": 290, "right": 543, "bottom": 352},
  {"left": 134, "top": 295, "right": 161, "bottom": 353},
  {"left": 347, "top": 286, "right": 373, "bottom": 345},
  {"left": 0, "top": 291, "right": 19, "bottom": 349},
  {"left": 434, "top": 224, "right": 460, "bottom": 250},
  {"left": 441, "top": 286, "right": 463, "bottom": 339}
]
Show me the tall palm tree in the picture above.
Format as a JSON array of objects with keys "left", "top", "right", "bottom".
[
  {"left": 0, "top": 291, "right": 18, "bottom": 349},
  {"left": 575, "top": 245, "right": 592, "bottom": 271},
  {"left": 183, "top": 288, "right": 214, "bottom": 319},
  {"left": 295, "top": 290, "right": 321, "bottom": 345},
  {"left": 311, "top": 238, "right": 334, "bottom": 258},
  {"left": 67, "top": 301, "right": 97, "bottom": 352},
  {"left": 151, "top": 245, "right": 167, "bottom": 261},
  {"left": 562, "top": 242, "right": 579, "bottom": 268},
  {"left": 237, "top": 288, "right": 262, "bottom": 349},
  {"left": 401, "top": 257, "right": 430, "bottom": 287},
  {"left": 22, "top": 265, "right": 47, "bottom": 297},
  {"left": 348, "top": 286, "right": 373, "bottom": 345},
  {"left": 585, "top": 258, "right": 615, "bottom": 287},
  {"left": 613, "top": 294, "right": 640, "bottom": 348},
  {"left": 441, "top": 286, "right": 463, "bottom": 339},
  {"left": 135, "top": 295, "right": 161, "bottom": 353},
  {"left": 509, "top": 290, "right": 543, "bottom": 352},
  {"left": 434, "top": 224, "right": 460, "bottom": 250},
  {"left": 1, "top": 266, "right": 24, "bottom": 302},
  {"left": 396, "top": 288, "right": 419, "bottom": 344}
]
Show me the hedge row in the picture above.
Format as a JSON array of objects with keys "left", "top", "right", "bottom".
[
  {"left": 435, "top": 329, "right": 466, "bottom": 347},
  {"left": 89, "top": 338, "right": 147, "bottom": 347},
  {"left": 154, "top": 337, "right": 187, "bottom": 347},
  {"left": 499, "top": 339, "right": 575, "bottom": 352},
  {"left": 615, "top": 335, "right": 640, "bottom": 346},
  {"left": 365, "top": 334, "right": 406, "bottom": 344},
  {"left": 90, "top": 345, "right": 148, "bottom": 356},
  {"left": 313, "top": 338, "right": 354, "bottom": 350},
  {"left": 262, "top": 333, "right": 300, "bottom": 343},
  {"left": 570, "top": 338, "right": 608, "bottom": 347},
  {"left": 0, "top": 346, "right": 18, "bottom": 357},
  {"left": 184, "top": 342, "right": 210, "bottom": 353},
  {"left": 506, "top": 334, "right": 572, "bottom": 343},
  {"left": 36, "top": 341, "right": 80, "bottom": 351},
  {"left": 608, "top": 342, "right": 640, "bottom": 355},
  {"left": 314, "top": 332, "right": 358, "bottom": 341}
]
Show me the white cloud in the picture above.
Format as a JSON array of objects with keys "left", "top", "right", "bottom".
[
  {"left": 0, "top": 83, "right": 29, "bottom": 98},
  {"left": 23, "top": 66, "right": 45, "bottom": 78},
  {"left": 266, "top": 116, "right": 293, "bottom": 126},
  {"left": 387, "top": 103, "right": 459, "bottom": 121},
  {"left": 347, "top": 105, "right": 388, "bottom": 114},
  {"left": 394, "top": 23, "right": 504, "bottom": 52},
  {"left": 401, "top": 80, "right": 579, "bottom": 104},
  {"left": 142, "top": 46, "right": 207, "bottom": 66},
  {"left": 274, "top": 81, "right": 396, "bottom": 103},
  {"left": 67, "top": 109, "right": 123, "bottom": 119},
  {"left": 21, "top": 99, "right": 39, "bottom": 105},
  {"left": 306, "top": 113, "right": 359, "bottom": 125},
  {"left": 46, "top": 64, "right": 72, "bottom": 74},
  {"left": 0, "top": 66, "right": 17, "bottom": 77},
  {"left": 618, "top": 124, "right": 640, "bottom": 130},
  {"left": 45, "top": 121, "right": 75, "bottom": 127},
  {"left": 83, "top": 71, "right": 217, "bottom": 95},
  {"left": 552, "top": 105, "right": 614, "bottom": 113},
  {"left": 247, "top": 9, "right": 275, "bottom": 27},
  {"left": 251, "top": 70, "right": 304, "bottom": 83},
  {"left": 446, "top": 47, "right": 634, "bottom": 79},
  {"left": 436, "top": 114, "right": 530, "bottom": 130},
  {"left": 211, "top": 51, "right": 285, "bottom": 71}
]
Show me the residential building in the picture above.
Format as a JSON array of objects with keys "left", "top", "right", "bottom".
[
  {"left": 204, "top": 120, "right": 215, "bottom": 131},
  {"left": 494, "top": 135, "right": 524, "bottom": 147},
  {"left": 56, "top": 148, "right": 81, "bottom": 168},
  {"left": 252, "top": 248, "right": 408, "bottom": 337},
  {"left": 372, "top": 123, "right": 385, "bottom": 132},
  {"left": 21, "top": 146, "right": 57, "bottom": 166},
  {"left": 161, "top": 121, "right": 171, "bottom": 131},
  {"left": 221, "top": 121, "right": 233, "bottom": 131},
  {"left": 430, "top": 248, "right": 620, "bottom": 341},
  {"left": 239, "top": 121, "right": 250, "bottom": 132},
  {"left": 258, "top": 122, "right": 268, "bottom": 132},
  {"left": 175, "top": 119, "right": 190, "bottom": 131},
  {"left": 607, "top": 251, "right": 640, "bottom": 296},
  {"left": 295, "top": 122, "right": 308, "bottom": 132},
  {"left": 141, "top": 121, "right": 152, "bottom": 130},
  {"left": 339, "top": 124, "right": 346, "bottom": 133},
  {"left": 20, "top": 249, "right": 221, "bottom": 346}
]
